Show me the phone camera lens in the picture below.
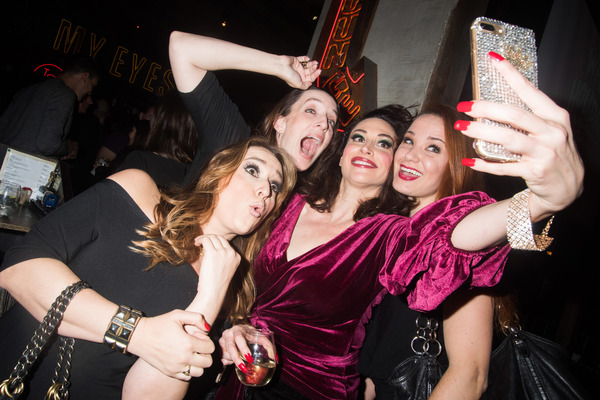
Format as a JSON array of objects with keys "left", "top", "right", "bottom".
[{"left": 480, "top": 23, "right": 495, "bottom": 32}]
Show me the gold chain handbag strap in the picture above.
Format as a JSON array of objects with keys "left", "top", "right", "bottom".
[{"left": 0, "top": 280, "right": 90, "bottom": 399}]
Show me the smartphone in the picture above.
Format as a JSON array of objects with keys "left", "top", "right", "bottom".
[{"left": 470, "top": 17, "right": 538, "bottom": 162}]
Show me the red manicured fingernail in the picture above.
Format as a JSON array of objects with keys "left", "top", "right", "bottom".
[
  {"left": 462, "top": 158, "right": 476, "bottom": 167},
  {"left": 238, "top": 363, "right": 248, "bottom": 374},
  {"left": 457, "top": 101, "right": 473, "bottom": 113},
  {"left": 245, "top": 353, "right": 254, "bottom": 363},
  {"left": 454, "top": 120, "right": 470, "bottom": 131},
  {"left": 276, "top": 354, "right": 279, "bottom": 364},
  {"left": 489, "top": 51, "right": 505, "bottom": 62},
  {"left": 204, "top": 321, "right": 211, "bottom": 331}
]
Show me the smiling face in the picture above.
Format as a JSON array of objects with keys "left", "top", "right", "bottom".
[
  {"left": 340, "top": 117, "right": 397, "bottom": 197},
  {"left": 393, "top": 114, "right": 449, "bottom": 213},
  {"left": 205, "top": 146, "right": 284, "bottom": 239},
  {"left": 273, "top": 90, "right": 338, "bottom": 171}
]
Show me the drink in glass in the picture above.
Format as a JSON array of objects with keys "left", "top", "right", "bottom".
[{"left": 235, "top": 327, "right": 277, "bottom": 387}]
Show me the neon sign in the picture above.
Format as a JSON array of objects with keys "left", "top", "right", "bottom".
[
  {"left": 313, "top": 0, "right": 379, "bottom": 128},
  {"left": 34, "top": 63, "right": 63, "bottom": 78},
  {"left": 51, "top": 18, "right": 174, "bottom": 95}
]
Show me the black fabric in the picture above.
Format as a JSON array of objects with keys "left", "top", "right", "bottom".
[
  {"left": 117, "top": 149, "right": 189, "bottom": 189},
  {"left": 482, "top": 328, "right": 592, "bottom": 400},
  {"left": 358, "top": 294, "right": 445, "bottom": 399},
  {"left": 0, "top": 179, "right": 199, "bottom": 399},
  {"left": 0, "top": 79, "right": 76, "bottom": 157},
  {"left": 179, "top": 72, "right": 250, "bottom": 186},
  {"left": 388, "top": 354, "right": 443, "bottom": 400}
]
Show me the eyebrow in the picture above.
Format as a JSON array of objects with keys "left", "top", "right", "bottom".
[
  {"left": 405, "top": 130, "right": 446, "bottom": 144},
  {"left": 353, "top": 128, "right": 395, "bottom": 141},
  {"left": 246, "top": 156, "right": 284, "bottom": 181},
  {"left": 303, "top": 97, "right": 339, "bottom": 118}
]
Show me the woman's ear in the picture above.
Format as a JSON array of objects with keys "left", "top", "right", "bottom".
[{"left": 273, "top": 115, "right": 286, "bottom": 134}]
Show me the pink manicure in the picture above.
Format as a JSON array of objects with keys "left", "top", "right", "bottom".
[
  {"left": 462, "top": 158, "right": 476, "bottom": 167},
  {"left": 238, "top": 363, "right": 248, "bottom": 374},
  {"left": 489, "top": 51, "right": 505, "bottom": 62},
  {"left": 454, "top": 120, "right": 470, "bottom": 131},
  {"left": 457, "top": 101, "right": 474, "bottom": 113}
]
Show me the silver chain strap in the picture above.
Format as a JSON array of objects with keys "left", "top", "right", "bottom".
[
  {"left": 410, "top": 315, "right": 442, "bottom": 357},
  {"left": 0, "top": 281, "right": 90, "bottom": 399}
]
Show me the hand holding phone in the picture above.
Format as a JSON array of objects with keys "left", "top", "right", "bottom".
[{"left": 470, "top": 17, "right": 538, "bottom": 162}]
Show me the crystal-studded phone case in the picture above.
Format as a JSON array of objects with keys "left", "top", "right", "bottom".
[{"left": 470, "top": 17, "right": 538, "bottom": 162}]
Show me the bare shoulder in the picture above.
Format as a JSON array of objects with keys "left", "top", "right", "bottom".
[{"left": 108, "top": 169, "right": 160, "bottom": 221}]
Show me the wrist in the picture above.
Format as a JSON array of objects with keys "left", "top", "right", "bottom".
[{"left": 103, "top": 305, "right": 144, "bottom": 354}]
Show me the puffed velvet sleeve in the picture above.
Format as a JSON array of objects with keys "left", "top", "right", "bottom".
[{"left": 379, "top": 191, "right": 511, "bottom": 312}]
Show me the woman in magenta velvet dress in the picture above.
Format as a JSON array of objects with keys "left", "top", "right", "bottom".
[{"left": 214, "top": 55, "right": 583, "bottom": 400}]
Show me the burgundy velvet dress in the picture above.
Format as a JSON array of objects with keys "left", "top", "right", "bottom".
[{"left": 220, "top": 191, "right": 510, "bottom": 399}]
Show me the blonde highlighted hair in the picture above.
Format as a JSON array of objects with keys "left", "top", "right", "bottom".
[{"left": 133, "top": 136, "right": 296, "bottom": 322}]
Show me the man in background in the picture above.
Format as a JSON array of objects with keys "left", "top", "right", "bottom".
[{"left": 0, "top": 57, "right": 99, "bottom": 158}]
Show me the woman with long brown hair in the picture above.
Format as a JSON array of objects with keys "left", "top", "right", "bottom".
[{"left": 0, "top": 136, "right": 296, "bottom": 400}]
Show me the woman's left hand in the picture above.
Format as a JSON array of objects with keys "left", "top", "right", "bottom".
[
  {"left": 457, "top": 55, "right": 584, "bottom": 220},
  {"left": 280, "top": 56, "right": 321, "bottom": 90},
  {"left": 192, "top": 234, "right": 241, "bottom": 295}
]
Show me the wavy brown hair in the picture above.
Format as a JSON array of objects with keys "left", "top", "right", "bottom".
[
  {"left": 132, "top": 136, "right": 296, "bottom": 322},
  {"left": 298, "top": 104, "right": 415, "bottom": 220}
]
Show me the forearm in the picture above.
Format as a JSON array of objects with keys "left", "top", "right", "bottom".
[
  {"left": 451, "top": 200, "right": 508, "bottom": 251},
  {"left": 430, "top": 292, "right": 493, "bottom": 400},
  {"left": 0, "top": 258, "right": 117, "bottom": 342},
  {"left": 169, "top": 31, "right": 287, "bottom": 92},
  {"left": 123, "top": 362, "right": 189, "bottom": 400}
]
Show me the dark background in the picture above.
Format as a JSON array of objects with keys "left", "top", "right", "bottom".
[{"left": 1, "top": 0, "right": 599, "bottom": 396}]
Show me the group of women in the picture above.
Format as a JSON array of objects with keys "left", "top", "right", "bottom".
[{"left": 0, "top": 28, "right": 584, "bottom": 400}]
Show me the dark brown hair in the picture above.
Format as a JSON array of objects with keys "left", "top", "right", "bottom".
[
  {"left": 138, "top": 91, "right": 198, "bottom": 163},
  {"left": 298, "top": 104, "right": 415, "bottom": 220}
]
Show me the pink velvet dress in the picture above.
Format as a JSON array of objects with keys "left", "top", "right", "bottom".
[{"left": 219, "top": 191, "right": 510, "bottom": 399}]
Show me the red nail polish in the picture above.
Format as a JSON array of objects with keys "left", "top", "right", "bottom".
[
  {"left": 204, "top": 321, "right": 211, "bottom": 331},
  {"left": 457, "top": 101, "right": 473, "bottom": 113},
  {"left": 245, "top": 353, "right": 254, "bottom": 363},
  {"left": 462, "top": 158, "right": 476, "bottom": 167},
  {"left": 489, "top": 51, "right": 505, "bottom": 62},
  {"left": 454, "top": 120, "right": 470, "bottom": 131},
  {"left": 276, "top": 354, "right": 279, "bottom": 364},
  {"left": 238, "top": 363, "right": 248, "bottom": 374}
]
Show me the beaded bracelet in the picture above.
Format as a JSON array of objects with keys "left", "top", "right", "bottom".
[
  {"left": 104, "top": 305, "right": 143, "bottom": 354},
  {"left": 507, "top": 189, "right": 554, "bottom": 251}
]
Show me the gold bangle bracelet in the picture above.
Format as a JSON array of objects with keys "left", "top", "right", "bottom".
[
  {"left": 103, "top": 305, "right": 143, "bottom": 354},
  {"left": 507, "top": 189, "right": 554, "bottom": 251}
]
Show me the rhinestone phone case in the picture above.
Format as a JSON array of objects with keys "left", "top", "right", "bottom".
[{"left": 470, "top": 17, "right": 538, "bottom": 162}]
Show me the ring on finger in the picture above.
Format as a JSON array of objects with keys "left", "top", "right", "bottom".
[
  {"left": 300, "top": 61, "right": 308, "bottom": 68},
  {"left": 183, "top": 364, "right": 191, "bottom": 376}
]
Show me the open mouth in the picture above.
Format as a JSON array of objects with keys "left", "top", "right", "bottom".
[
  {"left": 300, "top": 136, "right": 321, "bottom": 157},
  {"left": 400, "top": 165, "right": 422, "bottom": 177}
]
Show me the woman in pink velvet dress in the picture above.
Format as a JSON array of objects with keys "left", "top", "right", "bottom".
[{"left": 213, "top": 55, "right": 583, "bottom": 400}]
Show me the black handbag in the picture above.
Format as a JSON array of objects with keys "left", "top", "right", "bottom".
[
  {"left": 482, "top": 325, "right": 592, "bottom": 400},
  {"left": 387, "top": 317, "right": 592, "bottom": 400},
  {"left": 0, "top": 281, "right": 90, "bottom": 400},
  {"left": 388, "top": 315, "right": 443, "bottom": 400}
]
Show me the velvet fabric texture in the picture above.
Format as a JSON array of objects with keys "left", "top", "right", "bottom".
[{"left": 219, "top": 192, "right": 510, "bottom": 399}]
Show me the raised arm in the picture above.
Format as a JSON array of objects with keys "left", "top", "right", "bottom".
[
  {"left": 429, "top": 291, "right": 494, "bottom": 400},
  {"left": 168, "top": 31, "right": 321, "bottom": 93},
  {"left": 451, "top": 54, "right": 584, "bottom": 251}
]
